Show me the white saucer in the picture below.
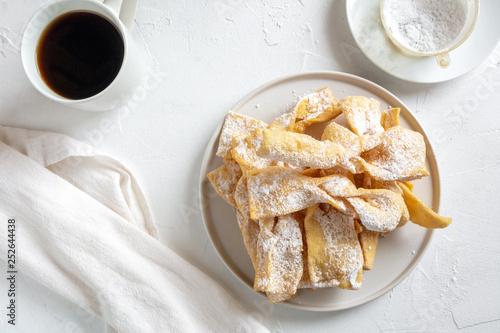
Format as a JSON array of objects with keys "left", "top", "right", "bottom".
[
  {"left": 346, "top": 0, "right": 500, "bottom": 83},
  {"left": 199, "top": 72, "right": 441, "bottom": 311}
]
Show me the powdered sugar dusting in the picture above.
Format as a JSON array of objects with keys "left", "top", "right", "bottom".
[
  {"left": 382, "top": 0, "right": 468, "bottom": 53},
  {"left": 259, "top": 126, "right": 428, "bottom": 181},
  {"left": 318, "top": 175, "right": 358, "bottom": 197},
  {"left": 247, "top": 167, "right": 326, "bottom": 219},
  {"left": 266, "top": 214, "right": 303, "bottom": 299},
  {"left": 340, "top": 96, "right": 384, "bottom": 136},
  {"left": 360, "top": 126, "right": 428, "bottom": 181},
  {"left": 346, "top": 189, "right": 405, "bottom": 232},
  {"left": 216, "top": 111, "right": 268, "bottom": 159},
  {"left": 259, "top": 129, "right": 358, "bottom": 170},
  {"left": 206, "top": 161, "right": 242, "bottom": 208},
  {"left": 253, "top": 219, "right": 272, "bottom": 291},
  {"left": 270, "top": 112, "right": 295, "bottom": 130},
  {"left": 302, "top": 88, "right": 335, "bottom": 120},
  {"left": 234, "top": 176, "right": 250, "bottom": 221},
  {"left": 232, "top": 131, "right": 276, "bottom": 170},
  {"left": 307, "top": 206, "right": 363, "bottom": 288},
  {"left": 247, "top": 168, "right": 406, "bottom": 233}
]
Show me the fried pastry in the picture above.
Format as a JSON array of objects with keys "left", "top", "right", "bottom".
[
  {"left": 258, "top": 126, "right": 429, "bottom": 181},
  {"left": 207, "top": 160, "right": 242, "bottom": 208},
  {"left": 340, "top": 96, "right": 385, "bottom": 136},
  {"left": 237, "top": 211, "right": 260, "bottom": 269},
  {"left": 292, "top": 87, "right": 342, "bottom": 133},
  {"left": 246, "top": 166, "right": 351, "bottom": 220},
  {"left": 361, "top": 176, "right": 410, "bottom": 227},
  {"left": 247, "top": 166, "right": 407, "bottom": 232},
  {"left": 207, "top": 87, "right": 452, "bottom": 303},
  {"left": 231, "top": 130, "right": 275, "bottom": 172},
  {"left": 253, "top": 217, "right": 275, "bottom": 292},
  {"left": 321, "top": 121, "right": 358, "bottom": 146},
  {"left": 381, "top": 107, "right": 401, "bottom": 130},
  {"left": 258, "top": 128, "right": 360, "bottom": 172},
  {"left": 359, "top": 126, "right": 429, "bottom": 181},
  {"left": 305, "top": 204, "right": 363, "bottom": 289},
  {"left": 358, "top": 227, "right": 379, "bottom": 270},
  {"left": 216, "top": 111, "right": 268, "bottom": 160},
  {"left": 265, "top": 213, "right": 304, "bottom": 303},
  {"left": 399, "top": 182, "right": 452, "bottom": 228},
  {"left": 234, "top": 175, "right": 251, "bottom": 223}
]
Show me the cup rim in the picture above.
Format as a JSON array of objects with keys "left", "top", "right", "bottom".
[
  {"left": 380, "top": 0, "right": 480, "bottom": 57},
  {"left": 21, "top": 0, "right": 130, "bottom": 104}
]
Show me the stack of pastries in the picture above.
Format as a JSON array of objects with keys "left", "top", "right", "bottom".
[{"left": 208, "top": 87, "right": 451, "bottom": 303}]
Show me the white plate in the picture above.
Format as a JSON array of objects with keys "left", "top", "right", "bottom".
[
  {"left": 346, "top": 0, "right": 500, "bottom": 83},
  {"left": 199, "top": 72, "right": 441, "bottom": 311}
]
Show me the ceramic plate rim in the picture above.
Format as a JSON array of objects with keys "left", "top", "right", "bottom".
[{"left": 199, "top": 71, "right": 440, "bottom": 311}]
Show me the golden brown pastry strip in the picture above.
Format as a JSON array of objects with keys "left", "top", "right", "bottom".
[
  {"left": 292, "top": 87, "right": 342, "bottom": 133},
  {"left": 259, "top": 126, "right": 429, "bottom": 181},
  {"left": 340, "top": 96, "right": 385, "bottom": 136},
  {"left": 206, "top": 160, "right": 242, "bottom": 208},
  {"left": 237, "top": 212, "right": 260, "bottom": 270},
  {"left": 305, "top": 204, "right": 363, "bottom": 289},
  {"left": 265, "top": 213, "right": 304, "bottom": 303},
  {"left": 216, "top": 111, "right": 268, "bottom": 160},
  {"left": 247, "top": 166, "right": 408, "bottom": 232},
  {"left": 359, "top": 126, "right": 429, "bottom": 181},
  {"left": 253, "top": 218, "right": 275, "bottom": 292},
  {"left": 399, "top": 182, "right": 452, "bottom": 228},
  {"left": 258, "top": 128, "right": 360, "bottom": 171},
  {"left": 358, "top": 227, "right": 379, "bottom": 270},
  {"left": 246, "top": 166, "right": 351, "bottom": 220},
  {"left": 321, "top": 121, "right": 358, "bottom": 146},
  {"left": 231, "top": 130, "right": 276, "bottom": 172},
  {"left": 381, "top": 107, "right": 401, "bottom": 130}
]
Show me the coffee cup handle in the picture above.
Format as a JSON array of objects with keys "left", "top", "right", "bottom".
[{"left": 103, "top": 0, "right": 137, "bottom": 30}]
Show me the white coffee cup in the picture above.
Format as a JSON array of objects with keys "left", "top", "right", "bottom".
[{"left": 21, "top": 0, "right": 145, "bottom": 111}]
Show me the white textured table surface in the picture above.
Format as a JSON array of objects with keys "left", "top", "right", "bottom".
[{"left": 1, "top": 0, "right": 499, "bottom": 332}]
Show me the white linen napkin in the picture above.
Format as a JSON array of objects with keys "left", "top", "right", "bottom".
[{"left": 0, "top": 126, "right": 268, "bottom": 333}]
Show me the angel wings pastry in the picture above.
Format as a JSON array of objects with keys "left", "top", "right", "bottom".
[{"left": 207, "top": 87, "right": 452, "bottom": 303}]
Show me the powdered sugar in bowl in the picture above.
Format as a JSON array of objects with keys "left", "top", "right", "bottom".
[{"left": 380, "top": 0, "right": 479, "bottom": 69}]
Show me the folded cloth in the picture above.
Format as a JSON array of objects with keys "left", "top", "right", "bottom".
[{"left": 0, "top": 126, "right": 268, "bottom": 333}]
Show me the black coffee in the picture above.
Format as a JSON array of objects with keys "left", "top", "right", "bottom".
[{"left": 37, "top": 11, "right": 124, "bottom": 100}]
